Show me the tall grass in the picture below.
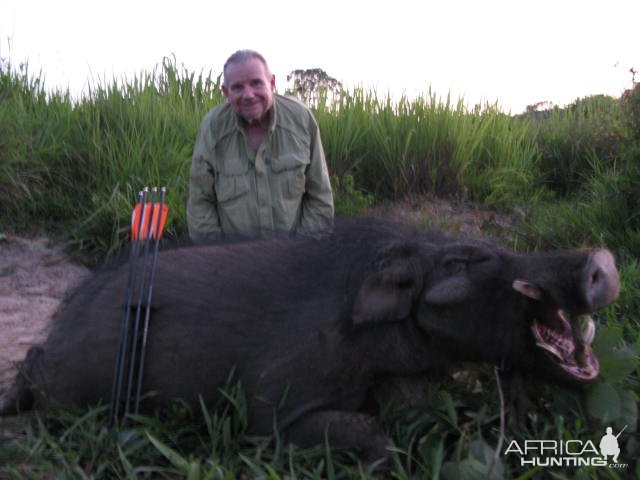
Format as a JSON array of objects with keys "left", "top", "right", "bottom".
[
  {"left": 316, "top": 89, "right": 543, "bottom": 206},
  {"left": 524, "top": 94, "right": 629, "bottom": 196},
  {"left": 0, "top": 57, "right": 222, "bottom": 256},
  {"left": 523, "top": 149, "right": 640, "bottom": 257}
]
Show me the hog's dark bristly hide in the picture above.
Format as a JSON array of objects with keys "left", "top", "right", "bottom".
[{"left": 0, "top": 217, "right": 620, "bottom": 462}]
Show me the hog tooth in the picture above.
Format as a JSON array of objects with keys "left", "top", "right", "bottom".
[
  {"left": 581, "top": 316, "right": 596, "bottom": 346},
  {"left": 571, "top": 315, "right": 592, "bottom": 368},
  {"left": 570, "top": 315, "right": 595, "bottom": 346},
  {"left": 536, "top": 341, "right": 564, "bottom": 361},
  {"left": 575, "top": 347, "right": 589, "bottom": 368},
  {"left": 533, "top": 323, "right": 567, "bottom": 361}
]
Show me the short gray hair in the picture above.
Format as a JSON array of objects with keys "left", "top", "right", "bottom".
[{"left": 223, "top": 50, "right": 271, "bottom": 85}]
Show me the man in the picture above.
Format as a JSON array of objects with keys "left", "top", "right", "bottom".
[
  {"left": 599, "top": 427, "right": 621, "bottom": 463},
  {"left": 187, "top": 50, "right": 334, "bottom": 241}
]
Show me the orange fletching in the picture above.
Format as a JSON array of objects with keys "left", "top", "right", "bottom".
[{"left": 131, "top": 203, "right": 169, "bottom": 241}]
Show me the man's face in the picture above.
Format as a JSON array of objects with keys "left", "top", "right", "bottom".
[{"left": 222, "top": 58, "right": 275, "bottom": 124}]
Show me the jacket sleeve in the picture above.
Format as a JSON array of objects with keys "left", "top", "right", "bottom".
[
  {"left": 298, "top": 116, "right": 334, "bottom": 235},
  {"left": 187, "top": 115, "right": 223, "bottom": 242}
]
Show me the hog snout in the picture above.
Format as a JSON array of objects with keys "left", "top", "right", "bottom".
[{"left": 582, "top": 249, "right": 620, "bottom": 311}]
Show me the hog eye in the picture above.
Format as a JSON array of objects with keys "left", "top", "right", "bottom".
[
  {"left": 443, "top": 258, "right": 468, "bottom": 273},
  {"left": 442, "top": 252, "right": 496, "bottom": 273}
]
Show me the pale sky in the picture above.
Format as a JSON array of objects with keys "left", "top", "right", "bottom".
[{"left": 1, "top": 0, "right": 638, "bottom": 113}]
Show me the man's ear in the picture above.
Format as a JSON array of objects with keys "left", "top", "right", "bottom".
[
  {"left": 352, "top": 261, "right": 421, "bottom": 326},
  {"left": 221, "top": 84, "right": 229, "bottom": 98},
  {"left": 270, "top": 74, "right": 276, "bottom": 92}
]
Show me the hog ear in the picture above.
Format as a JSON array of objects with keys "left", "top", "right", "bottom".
[
  {"left": 423, "top": 275, "right": 473, "bottom": 306},
  {"left": 512, "top": 279, "right": 543, "bottom": 300},
  {"left": 352, "top": 263, "right": 421, "bottom": 325}
]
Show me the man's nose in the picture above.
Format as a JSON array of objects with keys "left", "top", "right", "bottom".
[{"left": 242, "top": 87, "right": 256, "bottom": 99}]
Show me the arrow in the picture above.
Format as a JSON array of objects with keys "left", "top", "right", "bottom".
[
  {"left": 133, "top": 187, "right": 166, "bottom": 415},
  {"left": 110, "top": 186, "right": 169, "bottom": 428},
  {"left": 131, "top": 195, "right": 168, "bottom": 241}
]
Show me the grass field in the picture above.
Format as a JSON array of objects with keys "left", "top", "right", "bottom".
[{"left": 0, "top": 56, "right": 638, "bottom": 479}]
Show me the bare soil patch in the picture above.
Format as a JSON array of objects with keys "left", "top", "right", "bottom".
[
  {"left": 0, "top": 236, "right": 91, "bottom": 387},
  {"left": 371, "top": 196, "right": 519, "bottom": 241}
]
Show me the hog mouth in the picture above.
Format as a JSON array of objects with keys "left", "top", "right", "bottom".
[{"left": 532, "top": 309, "right": 598, "bottom": 382}]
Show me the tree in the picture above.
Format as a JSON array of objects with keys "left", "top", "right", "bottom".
[{"left": 286, "top": 68, "right": 342, "bottom": 108}]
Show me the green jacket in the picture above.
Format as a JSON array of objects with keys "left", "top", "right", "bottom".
[{"left": 187, "top": 94, "right": 334, "bottom": 241}]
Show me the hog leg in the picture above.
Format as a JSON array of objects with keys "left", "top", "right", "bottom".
[
  {"left": 505, "top": 371, "right": 536, "bottom": 426},
  {"left": 285, "top": 410, "right": 392, "bottom": 462},
  {"left": 0, "top": 347, "right": 42, "bottom": 415}
]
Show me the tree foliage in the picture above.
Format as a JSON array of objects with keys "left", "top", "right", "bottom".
[{"left": 286, "top": 68, "right": 342, "bottom": 108}]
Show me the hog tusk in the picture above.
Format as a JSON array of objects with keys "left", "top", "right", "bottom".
[
  {"left": 580, "top": 316, "right": 596, "bottom": 346},
  {"left": 571, "top": 315, "right": 595, "bottom": 348},
  {"left": 571, "top": 315, "right": 595, "bottom": 368}
]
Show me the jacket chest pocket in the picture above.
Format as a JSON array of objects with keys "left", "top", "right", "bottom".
[
  {"left": 269, "top": 154, "right": 310, "bottom": 199},
  {"left": 215, "top": 161, "right": 251, "bottom": 205}
]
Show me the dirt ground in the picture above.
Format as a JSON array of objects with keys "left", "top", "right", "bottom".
[{"left": 0, "top": 236, "right": 91, "bottom": 387}]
